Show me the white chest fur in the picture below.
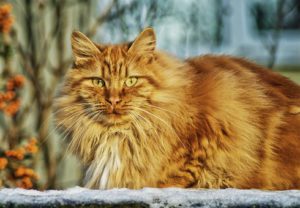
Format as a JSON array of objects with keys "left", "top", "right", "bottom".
[
  {"left": 82, "top": 121, "right": 172, "bottom": 189},
  {"left": 84, "top": 135, "right": 121, "bottom": 189}
]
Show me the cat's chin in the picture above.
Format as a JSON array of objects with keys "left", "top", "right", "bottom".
[{"left": 96, "top": 113, "right": 130, "bottom": 127}]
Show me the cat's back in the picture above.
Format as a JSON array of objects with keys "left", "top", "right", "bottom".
[
  {"left": 186, "top": 55, "right": 300, "bottom": 103},
  {"left": 185, "top": 55, "right": 300, "bottom": 189}
]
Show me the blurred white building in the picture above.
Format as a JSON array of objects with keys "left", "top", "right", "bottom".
[
  {"left": 226, "top": 0, "right": 300, "bottom": 67},
  {"left": 98, "top": 0, "right": 300, "bottom": 67}
]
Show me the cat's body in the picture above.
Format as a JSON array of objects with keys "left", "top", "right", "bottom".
[{"left": 54, "top": 28, "right": 300, "bottom": 190}]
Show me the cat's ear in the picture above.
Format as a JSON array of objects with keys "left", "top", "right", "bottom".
[
  {"left": 71, "top": 31, "right": 100, "bottom": 65},
  {"left": 128, "top": 27, "right": 156, "bottom": 58}
]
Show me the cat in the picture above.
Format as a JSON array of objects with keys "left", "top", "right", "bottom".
[{"left": 54, "top": 27, "right": 300, "bottom": 190}]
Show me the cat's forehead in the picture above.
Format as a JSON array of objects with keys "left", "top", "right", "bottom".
[
  {"left": 92, "top": 44, "right": 135, "bottom": 78},
  {"left": 97, "top": 44, "right": 129, "bottom": 64}
]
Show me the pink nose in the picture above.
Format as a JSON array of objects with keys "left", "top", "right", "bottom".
[{"left": 106, "top": 97, "right": 121, "bottom": 106}]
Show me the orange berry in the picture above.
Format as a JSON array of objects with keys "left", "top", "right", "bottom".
[
  {"left": 3, "top": 106, "right": 13, "bottom": 116},
  {"left": 3, "top": 107, "right": 12, "bottom": 116},
  {"left": 24, "top": 168, "right": 33, "bottom": 175},
  {"left": 16, "top": 180, "right": 23, "bottom": 188},
  {"left": 22, "top": 177, "right": 33, "bottom": 189},
  {"left": 0, "top": 158, "right": 8, "bottom": 170},
  {"left": 0, "top": 4, "right": 12, "bottom": 13},
  {"left": 3, "top": 91, "right": 15, "bottom": 101},
  {"left": 25, "top": 144, "right": 38, "bottom": 154},
  {"left": 3, "top": 99, "right": 20, "bottom": 116},
  {"left": 15, "top": 166, "right": 26, "bottom": 177},
  {"left": 0, "top": 101, "right": 6, "bottom": 110},
  {"left": 29, "top": 138, "right": 37, "bottom": 145},
  {"left": 5, "top": 150, "right": 14, "bottom": 157},
  {"left": 14, "top": 75, "right": 25, "bottom": 87},
  {"left": 0, "top": 92, "right": 4, "bottom": 101},
  {"left": 15, "top": 167, "right": 38, "bottom": 179},
  {"left": 0, "top": 4, "right": 13, "bottom": 34},
  {"left": 16, "top": 148, "right": 25, "bottom": 160},
  {"left": 16, "top": 177, "right": 33, "bottom": 189},
  {"left": 6, "top": 80, "right": 14, "bottom": 90},
  {"left": 13, "top": 99, "right": 20, "bottom": 106},
  {"left": 5, "top": 148, "right": 24, "bottom": 160}
]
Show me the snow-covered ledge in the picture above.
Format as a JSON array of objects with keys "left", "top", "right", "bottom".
[{"left": 1, "top": 187, "right": 300, "bottom": 208}]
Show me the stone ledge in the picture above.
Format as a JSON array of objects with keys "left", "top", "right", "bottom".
[{"left": 0, "top": 187, "right": 300, "bottom": 208}]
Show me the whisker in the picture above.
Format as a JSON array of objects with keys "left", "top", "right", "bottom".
[
  {"left": 66, "top": 110, "right": 101, "bottom": 156},
  {"left": 43, "top": 104, "right": 103, "bottom": 146},
  {"left": 130, "top": 111, "right": 165, "bottom": 149},
  {"left": 41, "top": 108, "right": 90, "bottom": 145},
  {"left": 131, "top": 106, "right": 186, "bottom": 148},
  {"left": 142, "top": 103, "right": 181, "bottom": 118}
]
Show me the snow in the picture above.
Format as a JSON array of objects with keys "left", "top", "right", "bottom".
[{"left": 1, "top": 187, "right": 300, "bottom": 207}]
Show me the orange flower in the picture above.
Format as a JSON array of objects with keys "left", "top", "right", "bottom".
[
  {"left": 0, "top": 92, "right": 4, "bottom": 102},
  {"left": 16, "top": 177, "right": 33, "bottom": 189},
  {"left": 24, "top": 168, "right": 34, "bottom": 176},
  {"left": 0, "top": 158, "right": 8, "bottom": 170},
  {"left": 25, "top": 144, "right": 38, "bottom": 154},
  {"left": 25, "top": 138, "right": 38, "bottom": 154},
  {"left": 0, "top": 4, "right": 13, "bottom": 34},
  {"left": 5, "top": 147, "right": 25, "bottom": 160},
  {"left": 3, "top": 105, "right": 14, "bottom": 115},
  {"left": 5, "top": 75, "right": 25, "bottom": 90},
  {"left": 6, "top": 80, "right": 14, "bottom": 91},
  {"left": 3, "top": 91, "right": 15, "bottom": 101},
  {"left": 28, "top": 138, "right": 37, "bottom": 145},
  {"left": 0, "top": 4, "right": 12, "bottom": 16},
  {"left": 14, "top": 166, "right": 25, "bottom": 177},
  {"left": 3, "top": 99, "right": 20, "bottom": 116},
  {"left": 25, "top": 168, "right": 38, "bottom": 179},
  {"left": 13, "top": 75, "right": 25, "bottom": 87},
  {"left": 0, "top": 101, "right": 6, "bottom": 110},
  {"left": 15, "top": 167, "right": 38, "bottom": 179},
  {"left": 22, "top": 177, "right": 33, "bottom": 189}
]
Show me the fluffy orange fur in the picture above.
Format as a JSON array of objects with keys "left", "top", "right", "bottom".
[{"left": 54, "top": 28, "right": 300, "bottom": 190}]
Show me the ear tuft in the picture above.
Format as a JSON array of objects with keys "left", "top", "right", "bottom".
[
  {"left": 71, "top": 31, "right": 100, "bottom": 65},
  {"left": 128, "top": 27, "right": 156, "bottom": 57}
]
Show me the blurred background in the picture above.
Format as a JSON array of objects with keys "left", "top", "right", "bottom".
[{"left": 0, "top": 0, "right": 299, "bottom": 190}]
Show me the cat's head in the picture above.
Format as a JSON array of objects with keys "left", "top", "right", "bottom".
[
  {"left": 54, "top": 28, "right": 191, "bottom": 161},
  {"left": 68, "top": 28, "right": 161, "bottom": 126},
  {"left": 54, "top": 28, "right": 190, "bottom": 161}
]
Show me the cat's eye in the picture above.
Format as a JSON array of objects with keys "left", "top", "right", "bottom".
[
  {"left": 125, "top": 77, "right": 138, "bottom": 87},
  {"left": 91, "top": 78, "right": 105, "bottom": 87}
]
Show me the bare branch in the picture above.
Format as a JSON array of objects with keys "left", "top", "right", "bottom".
[{"left": 86, "top": 0, "right": 116, "bottom": 37}]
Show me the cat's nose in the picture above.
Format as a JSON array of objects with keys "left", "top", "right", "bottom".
[{"left": 106, "top": 97, "right": 121, "bottom": 106}]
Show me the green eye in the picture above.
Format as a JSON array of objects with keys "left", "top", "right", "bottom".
[
  {"left": 125, "top": 77, "right": 138, "bottom": 87},
  {"left": 91, "top": 78, "right": 105, "bottom": 87}
]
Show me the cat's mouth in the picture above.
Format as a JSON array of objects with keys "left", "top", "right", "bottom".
[
  {"left": 87, "top": 105, "right": 131, "bottom": 126},
  {"left": 102, "top": 110, "right": 129, "bottom": 125},
  {"left": 106, "top": 112, "right": 122, "bottom": 119}
]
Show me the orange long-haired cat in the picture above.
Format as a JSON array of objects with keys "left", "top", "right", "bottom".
[{"left": 54, "top": 28, "right": 300, "bottom": 190}]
